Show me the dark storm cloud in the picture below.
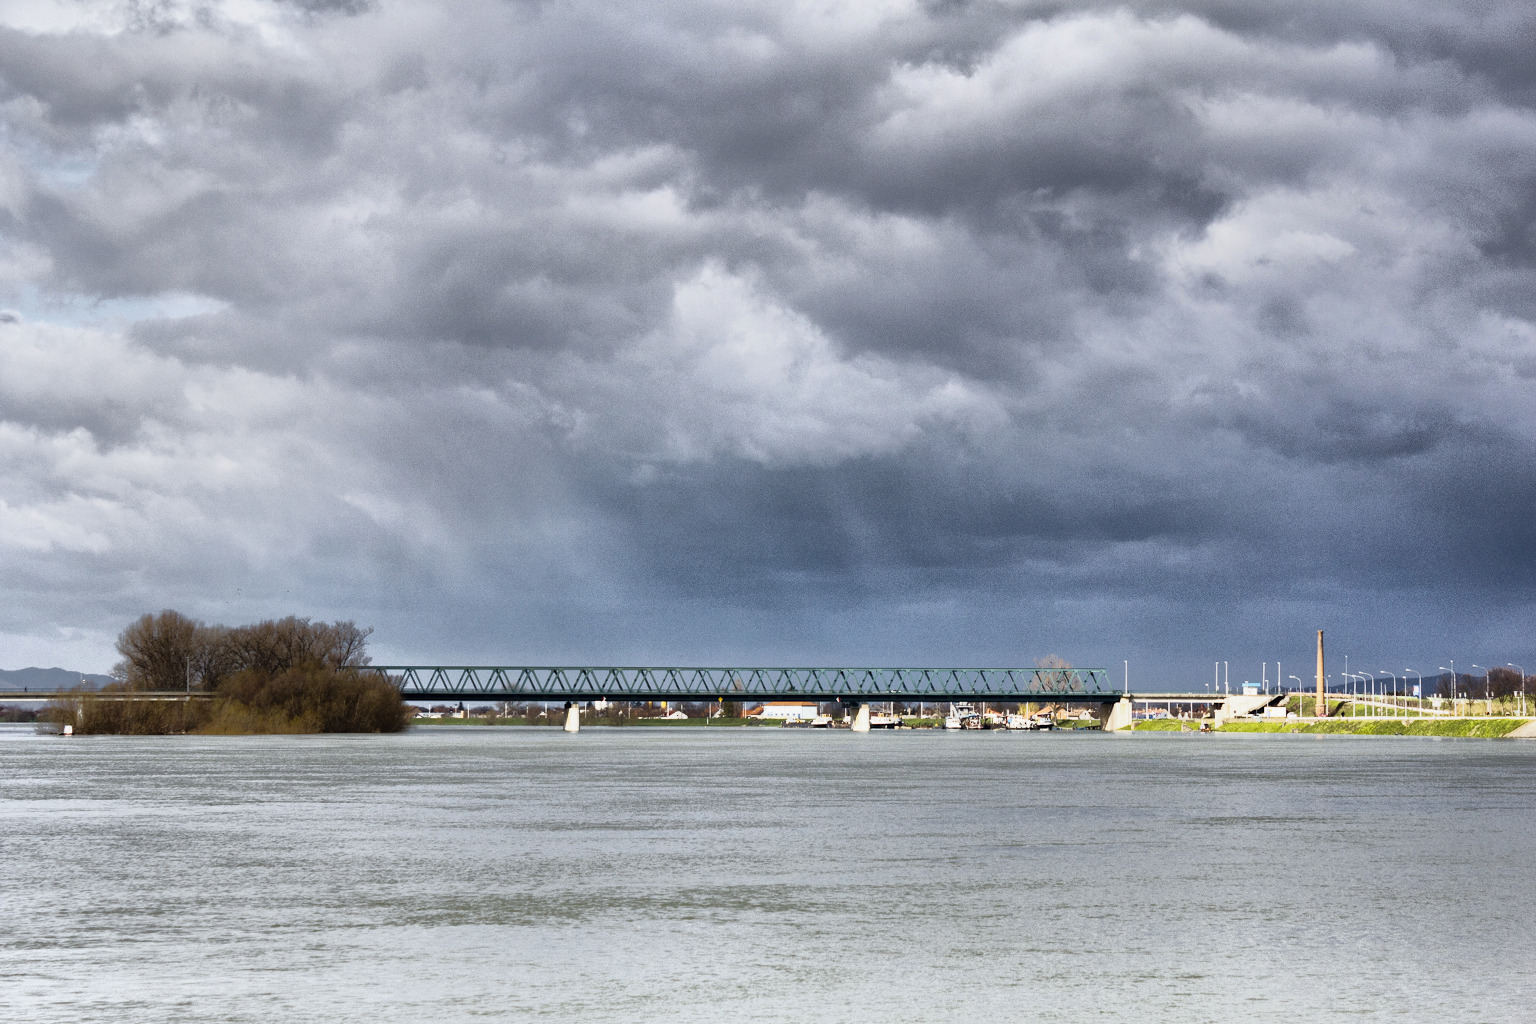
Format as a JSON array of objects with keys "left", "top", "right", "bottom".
[{"left": 0, "top": 0, "right": 1532, "bottom": 679}]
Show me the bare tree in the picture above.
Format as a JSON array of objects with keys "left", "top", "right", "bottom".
[
  {"left": 225, "top": 617, "right": 373, "bottom": 676},
  {"left": 114, "top": 611, "right": 199, "bottom": 691},
  {"left": 115, "top": 612, "right": 373, "bottom": 692},
  {"left": 1035, "top": 654, "right": 1074, "bottom": 693},
  {"left": 1486, "top": 667, "right": 1523, "bottom": 700},
  {"left": 314, "top": 620, "right": 373, "bottom": 668},
  {"left": 189, "top": 624, "right": 238, "bottom": 691}
]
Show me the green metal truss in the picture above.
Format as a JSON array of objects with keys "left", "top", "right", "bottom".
[{"left": 367, "top": 666, "right": 1118, "bottom": 702}]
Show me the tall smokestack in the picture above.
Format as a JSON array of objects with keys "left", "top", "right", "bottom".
[{"left": 1315, "top": 630, "right": 1325, "bottom": 719}]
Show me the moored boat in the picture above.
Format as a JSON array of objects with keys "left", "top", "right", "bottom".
[{"left": 945, "top": 702, "right": 977, "bottom": 729}]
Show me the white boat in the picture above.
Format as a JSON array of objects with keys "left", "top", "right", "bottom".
[{"left": 945, "top": 702, "right": 977, "bottom": 730}]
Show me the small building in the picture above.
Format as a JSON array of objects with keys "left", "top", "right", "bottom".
[{"left": 747, "top": 702, "right": 821, "bottom": 721}]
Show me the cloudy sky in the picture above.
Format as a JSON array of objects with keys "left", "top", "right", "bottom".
[{"left": 1, "top": 0, "right": 1532, "bottom": 685}]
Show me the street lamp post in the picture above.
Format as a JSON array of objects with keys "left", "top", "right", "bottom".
[
  {"left": 1471, "top": 665, "right": 1492, "bottom": 716},
  {"left": 1439, "top": 663, "right": 1455, "bottom": 709},
  {"left": 1357, "top": 670, "right": 1376, "bottom": 718},
  {"left": 1380, "top": 671, "right": 1398, "bottom": 717},
  {"left": 1509, "top": 664, "right": 1527, "bottom": 717},
  {"left": 1405, "top": 670, "right": 1422, "bottom": 717}
]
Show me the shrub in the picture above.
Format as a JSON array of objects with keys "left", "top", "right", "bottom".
[
  {"left": 211, "top": 664, "right": 410, "bottom": 733},
  {"left": 45, "top": 690, "right": 209, "bottom": 735}
]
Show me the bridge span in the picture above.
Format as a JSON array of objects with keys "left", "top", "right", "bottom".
[
  {"left": 0, "top": 667, "right": 1125, "bottom": 706},
  {"left": 0, "top": 666, "right": 1143, "bottom": 733},
  {"left": 366, "top": 665, "right": 1121, "bottom": 704},
  {"left": 364, "top": 665, "right": 1131, "bottom": 733}
]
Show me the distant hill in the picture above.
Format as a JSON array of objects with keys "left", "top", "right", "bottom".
[{"left": 0, "top": 667, "right": 114, "bottom": 692}]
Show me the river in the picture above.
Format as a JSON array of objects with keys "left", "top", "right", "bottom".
[{"left": 1, "top": 724, "right": 1532, "bottom": 1022}]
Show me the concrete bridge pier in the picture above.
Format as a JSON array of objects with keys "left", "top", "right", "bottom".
[
  {"left": 849, "top": 702, "right": 871, "bottom": 733},
  {"left": 1216, "top": 693, "right": 1285, "bottom": 727},
  {"left": 1101, "top": 697, "right": 1133, "bottom": 732},
  {"left": 563, "top": 701, "right": 580, "bottom": 733}
]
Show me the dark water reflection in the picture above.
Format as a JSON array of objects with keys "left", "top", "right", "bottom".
[{"left": 2, "top": 724, "right": 1533, "bottom": 1022}]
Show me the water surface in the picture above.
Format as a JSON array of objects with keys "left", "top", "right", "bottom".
[{"left": 2, "top": 725, "right": 1532, "bottom": 1022}]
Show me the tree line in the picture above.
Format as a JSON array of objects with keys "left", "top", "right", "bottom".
[
  {"left": 1426, "top": 667, "right": 1529, "bottom": 701},
  {"left": 114, "top": 610, "right": 373, "bottom": 691},
  {"left": 52, "top": 611, "right": 406, "bottom": 734}
]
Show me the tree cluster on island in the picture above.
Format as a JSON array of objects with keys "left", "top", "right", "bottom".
[{"left": 49, "top": 610, "right": 408, "bottom": 735}]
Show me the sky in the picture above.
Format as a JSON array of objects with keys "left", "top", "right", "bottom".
[{"left": 0, "top": 0, "right": 1532, "bottom": 687}]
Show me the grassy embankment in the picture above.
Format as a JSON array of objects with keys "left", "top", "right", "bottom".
[
  {"left": 1128, "top": 719, "right": 1197, "bottom": 732},
  {"left": 1219, "top": 718, "right": 1528, "bottom": 737},
  {"left": 1129, "top": 717, "right": 1529, "bottom": 737}
]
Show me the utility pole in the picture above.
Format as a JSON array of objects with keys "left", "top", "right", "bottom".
[{"left": 1315, "top": 630, "right": 1325, "bottom": 719}]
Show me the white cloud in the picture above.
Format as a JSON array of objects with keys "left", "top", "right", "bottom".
[
  {"left": 0, "top": 0, "right": 1533, "bottom": 673},
  {"left": 0, "top": 494, "right": 112, "bottom": 552},
  {"left": 567, "top": 265, "right": 1006, "bottom": 466}
]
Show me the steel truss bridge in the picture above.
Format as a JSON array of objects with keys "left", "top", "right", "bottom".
[{"left": 365, "top": 666, "right": 1120, "bottom": 704}]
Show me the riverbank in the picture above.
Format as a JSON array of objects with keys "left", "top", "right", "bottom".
[{"left": 1131, "top": 717, "right": 1533, "bottom": 738}]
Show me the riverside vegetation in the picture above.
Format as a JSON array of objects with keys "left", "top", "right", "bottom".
[{"left": 47, "top": 611, "right": 408, "bottom": 735}]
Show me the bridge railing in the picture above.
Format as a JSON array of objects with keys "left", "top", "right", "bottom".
[{"left": 364, "top": 666, "right": 1117, "bottom": 701}]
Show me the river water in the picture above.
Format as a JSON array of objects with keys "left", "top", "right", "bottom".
[{"left": 1, "top": 724, "right": 1532, "bottom": 1022}]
